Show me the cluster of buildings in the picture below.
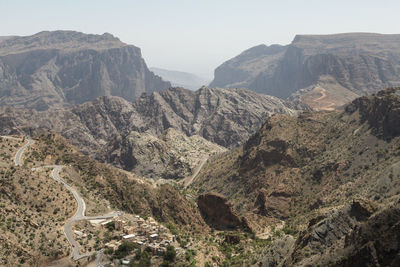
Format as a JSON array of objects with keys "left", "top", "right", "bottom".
[{"left": 93, "top": 215, "right": 175, "bottom": 256}]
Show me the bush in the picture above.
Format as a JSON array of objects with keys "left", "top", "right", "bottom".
[
  {"left": 138, "top": 251, "right": 151, "bottom": 267},
  {"left": 164, "top": 245, "right": 176, "bottom": 262},
  {"left": 114, "top": 241, "right": 135, "bottom": 259},
  {"left": 165, "top": 223, "right": 179, "bottom": 235},
  {"left": 104, "top": 248, "right": 114, "bottom": 255},
  {"left": 282, "top": 225, "right": 297, "bottom": 235},
  {"left": 105, "top": 221, "right": 115, "bottom": 231}
]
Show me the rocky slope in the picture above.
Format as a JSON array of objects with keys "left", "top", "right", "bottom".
[
  {"left": 0, "top": 86, "right": 301, "bottom": 178},
  {"left": 191, "top": 87, "right": 400, "bottom": 265},
  {"left": 0, "top": 133, "right": 209, "bottom": 266},
  {"left": 0, "top": 30, "right": 170, "bottom": 110},
  {"left": 106, "top": 128, "right": 226, "bottom": 179},
  {"left": 211, "top": 33, "right": 400, "bottom": 110}
]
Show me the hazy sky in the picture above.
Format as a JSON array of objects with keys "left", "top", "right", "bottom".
[{"left": 1, "top": 0, "right": 400, "bottom": 79}]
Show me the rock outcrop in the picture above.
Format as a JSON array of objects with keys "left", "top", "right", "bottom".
[
  {"left": 106, "top": 128, "right": 226, "bottom": 179},
  {"left": 211, "top": 33, "right": 400, "bottom": 110},
  {"left": 197, "top": 193, "right": 250, "bottom": 231},
  {"left": 0, "top": 30, "right": 170, "bottom": 110},
  {"left": 346, "top": 87, "right": 400, "bottom": 139},
  {"left": 281, "top": 199, "right": 400, "bottom": 267}
]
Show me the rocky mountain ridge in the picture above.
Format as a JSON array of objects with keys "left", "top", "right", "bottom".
[
  {"left": 0, "top": 30, "right": 170, "bottom": 110},
  {"left": 0, "top": 86, "right": 301, "bottom": 178},
  {"left": 211, "top": 33, "right": 400, "bottom": 110}
]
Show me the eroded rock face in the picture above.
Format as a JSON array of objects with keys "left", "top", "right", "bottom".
[
  {"left": 106, "top": 129, "right": 226, "bottom": 179},
  {"left": 0, "top": 86, "right": 302, "bottom": 179},
  {"left": 210, "top": 44, "right": 287, "bottom": 89},
  {"left": 0, "top": 86, "right": 301, "bottom": 153},
  {"left": 346, "top": 87, "right": 400, "bottom": 139},
  {"left": 283, "top": 200, "right": 400, "bottom": 267},
  {"left": 197, "top": 193, "right": 250, "bottom": 231},
  {"left": 254, "top": 188, "right": 291, "bottom": 219},
  {"left": 0, "top": 30, "right": 170, "bottom": 109},
  {"left": 211, "top": 33, "right": 400, "bottom": 109},
  {"left": 350, "top": 198, "right": 378, "bottom": 221}
]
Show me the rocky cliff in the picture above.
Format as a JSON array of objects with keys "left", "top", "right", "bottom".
[
  {"left": 211, "top": 33, "right": 400, "bottom": 110},
  {"left": 210, "top": 44, "right": 287, "bottom": 89},
  {"left": 0, "top": 31, "right": 170, "bottom": 110}
]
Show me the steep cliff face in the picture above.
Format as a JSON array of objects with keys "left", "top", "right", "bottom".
[
  {"left": 211, "top": 33, "right": 400, "bottom": 110},
  {"left": 0, "top": 31, "right": 170, "bottom": 110},
  {"left": 210, "top": 44, "right": 287, "bottom": 89}
]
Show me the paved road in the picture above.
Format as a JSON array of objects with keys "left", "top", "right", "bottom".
[
  {"left": 184, "top": 157, "right": 208, "bottom": 187},
  {"left": 9, "top": 136, "right": 121, "bottom": 265},
  {"left": 0, "top": 136, "right": 32, "bottom": 166},
  {"left": 14, "top": 138, "right": 35, "bottom": 166},
  {"left": 45, "top": 165, "right": 121, "bottom": 261}
]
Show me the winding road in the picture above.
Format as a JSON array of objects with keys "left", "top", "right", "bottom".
[
  {"left": 0, "top": 136, "right": 33, "bottom": 166},
  {"left": 11, "top": 137, "right": 121, "bottom": 264},
  {"left": 14, "top": 138, "right": 35, "bottom": 166},
  {"left": 183, "top": 157, "right": 208, "bottom": 187}
]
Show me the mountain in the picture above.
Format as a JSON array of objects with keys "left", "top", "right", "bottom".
[
  {"left": 0, "top": 87, "right": 302, "bottom": 178},
  {"left": 191, "top": 87, "right": 400, "bottom": 265},
  {"left": 0, "top": 31, "right": 170, "bottom": 110},
  {"left": 210, "top": 33, "right": 400, "bottom": 110},
  {"left": 150, "top": 67, "right": 209, "bottom": 90}
]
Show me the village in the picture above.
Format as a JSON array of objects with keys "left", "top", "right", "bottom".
[{"left": 73, "top": 213, "right": 177, "bottom": 265}]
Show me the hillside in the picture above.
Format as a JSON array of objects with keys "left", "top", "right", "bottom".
[
  {"left": 0, "top": 31, "right": 170, "bottom": 110},
  {"left": 0, "top": 133, "right": 209, "bottom": 266},
  {"left": 0, "top": 137, "right": 75, "bottom": 266},
  {"left": 211, "top": 33, "right": 400, "bottom": 110},
  {"left": 190, "top": 87, "right": 400, "bottom": 265},
  {"left": 150, "top": 67, "right": 209, "bottom": 90},
  {"left": 0, "top": 86, "right": 302, "bottom": 178}
]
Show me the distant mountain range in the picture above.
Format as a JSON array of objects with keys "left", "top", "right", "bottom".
[
  {"left": 150, "top": 67, "right": 209, "bottom": 90},
  {"left": 0, "top": 31, "right": 170, "bottom": 110},
  {"left": 210, "top": 33, "right": 400, "bottom": 110}
]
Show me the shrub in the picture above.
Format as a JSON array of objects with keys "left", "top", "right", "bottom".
[{"left": 164, "top": 245, "right": 176, "bottom": 262}]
